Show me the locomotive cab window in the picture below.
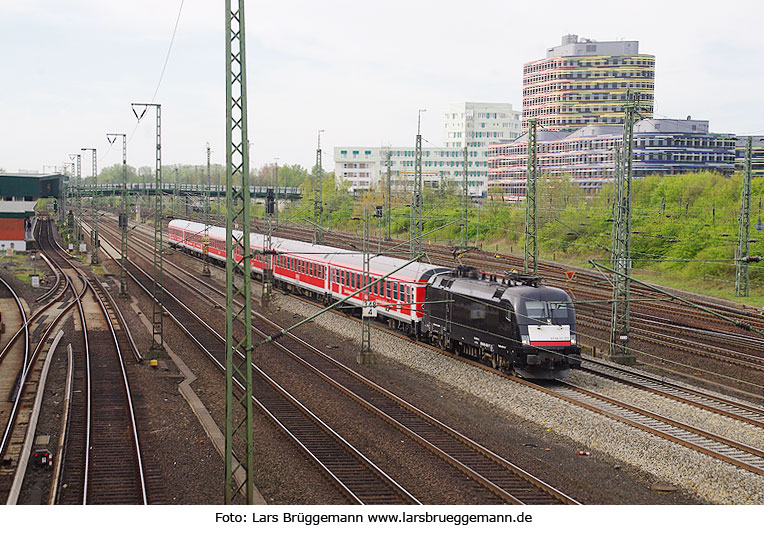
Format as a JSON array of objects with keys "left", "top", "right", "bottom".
[
  {"left": 551, "top": 302, "right": 571, "bottom": 320},
  {"left": 525, "top": 301, "right": 546, "bottom": 321},
  {"left": 518, "top": 299, "right": 574, "bottom": 325}
]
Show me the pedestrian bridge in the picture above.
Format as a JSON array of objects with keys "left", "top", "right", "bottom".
[{"left": 71, "top": 182, "right": 303, "bottom": 199}]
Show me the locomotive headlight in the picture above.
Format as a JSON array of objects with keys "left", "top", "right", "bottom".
[
  {"left": 521, "top": 334, "right": 530, "bottom": 345},
  {"left": 570, "top": 333, "right": 577, "bottom": 345}
]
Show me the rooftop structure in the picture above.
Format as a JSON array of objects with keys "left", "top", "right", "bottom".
[{"left": 0, "top": 173, "right": 62, "bottom": 201}]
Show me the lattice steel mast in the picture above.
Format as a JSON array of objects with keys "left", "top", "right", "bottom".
[
  {"left": 524, "top": 119, "right": 538, "bottom": 275},
  {"left": 202, "top": 143, "right": 212, "bottom": 277},
  {"left": 736, "top": 136, "right": 754, "bottom": 297},
  {"left": 385, "top": 148, "right": 392, "bottom": 241},
  {"left": 359, "top": 208, "right": 373, "bottom": 364},
  {"left": 608, "top": 91, "right": 639, "bottom": 363},
  {"left": 81, "top": 148, "right": 99, "bottom": 264},
  {"left": 462, "top": 145, "right": 469, "bottom": 249},
  {"left": 60, "top": 164, "right": 70, "bottom": 225},
  {"left": 273, "top": 158, "right": 279, "bottom": 229},
  {"left": 107, "top": 133, "right": 129, "bottom": 296},
  {"left": 313, "top": 130, "right": 324, "bottom": 245},
  {"left": 262, "top": 185, "right": 274, "bottom": 307},
  {"left": 410, "top": 109, "right": 426, "bottom": 259},
  {"left": 224, "top": 0, "right": 255, "bottom": 504},
  {"left": 68, "top": 154, "right": 81, "bottom": 252},
  {"left": 131, "top": 102, "right": 164, "bottom": 355}
]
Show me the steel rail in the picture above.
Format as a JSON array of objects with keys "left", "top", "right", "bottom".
[
  {"left": 34, "top": 251, "right": 62, "bottom": 303},
  {"left": 85, "top": 277, "right": 147, "bottom": 504},
  {"left": 43, "top": 219, "right": 147, "bottom": 505},
  {"left": 97, "top": 217, "right": 576, "bottom": 505},
  {"left": 114, "top": 255, "right": 419, "bottom": 505},
  {"left": 579, "top": 358, "right": 764, "bottom": 429}
]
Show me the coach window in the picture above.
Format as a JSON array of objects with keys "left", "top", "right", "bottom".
[
  {"left": 341, "top": 270, "right": 345, "bottom": 286},
  {"left": 393, "top": 282, "right": 398, "bottom": 301},
  {"left": 386, "top": 281, "right": 391, "bottom": 299}
]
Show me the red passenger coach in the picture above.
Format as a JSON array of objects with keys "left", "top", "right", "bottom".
[{"left": 168, "top": 220, "right": 448, "bottom": 333}]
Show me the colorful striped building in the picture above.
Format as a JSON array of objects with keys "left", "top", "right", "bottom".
[
  {"left": 487, "top": 119, "right": 736, "bottom": 200},
  {"left": 735, "top": 136, "right": 764, "bottom": 177},
  {"left": 523, "top": 35, "right": 655, "bottom": 132}
]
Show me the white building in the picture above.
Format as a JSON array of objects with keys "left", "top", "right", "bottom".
[
  {"left": 335, "top": 102, "right": 520, "bottom": 196},
  {"left": 444, "top": 102, "right": 521, "bottom": 149}
]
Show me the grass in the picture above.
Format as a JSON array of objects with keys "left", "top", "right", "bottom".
[{"left": 406, "top": 231, "right": 764, "bottom": 308}]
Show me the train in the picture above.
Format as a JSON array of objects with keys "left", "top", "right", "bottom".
[{"left": 168, "top": 219, "right": 581, "bottom": 379}]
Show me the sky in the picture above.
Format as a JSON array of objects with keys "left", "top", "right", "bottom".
[{"left": 1, "top": 0, "right": 762, "bottom": 177}]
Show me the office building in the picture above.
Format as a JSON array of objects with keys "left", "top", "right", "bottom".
[
  {"left": 523, "top": 34, "right": 655, "bottom": 132},
  {"left": 487, "top": 119, "right": 736, "bottom": 200},
  {"left": 335, "top": 102, "right": 521, "bottom": 195}
]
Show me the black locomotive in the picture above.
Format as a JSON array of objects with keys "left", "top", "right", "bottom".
[{"left": 422, "top": 266, "right": 581, "bottom": 379}]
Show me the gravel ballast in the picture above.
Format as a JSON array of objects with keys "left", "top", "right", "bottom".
[{"left": 273, "top": 291, "right": 764, "bottom": 505}]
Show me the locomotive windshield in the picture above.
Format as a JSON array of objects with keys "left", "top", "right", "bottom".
[{"left": 515, "top": 300, "right": 574, "bottom": 325}]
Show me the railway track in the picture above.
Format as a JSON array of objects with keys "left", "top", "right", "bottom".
[
  {"left": 269, "top": 221, "right": 764, "bottom": 395},
  {"left": 578, "top": 358, "right": 764, "bottom": 429},
  {"left": 94, "top": 216, "right": 578, "bottom": 504},
  {"left": 0, "top": 220, "right": 84, "bottom": 502},
  {"left": 36, "top": 218, "right": 149, "bottom": 505},
  {"left": 196, "top": 224, "right": 764, "bottom": 478},
  {"left": 278, "top": 282, "right": 764, "bottom": 478},
  {"left": 544, "top": 381, "right": 764, "bottom": 476}
]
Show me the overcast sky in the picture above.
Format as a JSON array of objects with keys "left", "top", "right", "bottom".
[{"left": 1, "top": 0, "right": 762, "bottom": 177}]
